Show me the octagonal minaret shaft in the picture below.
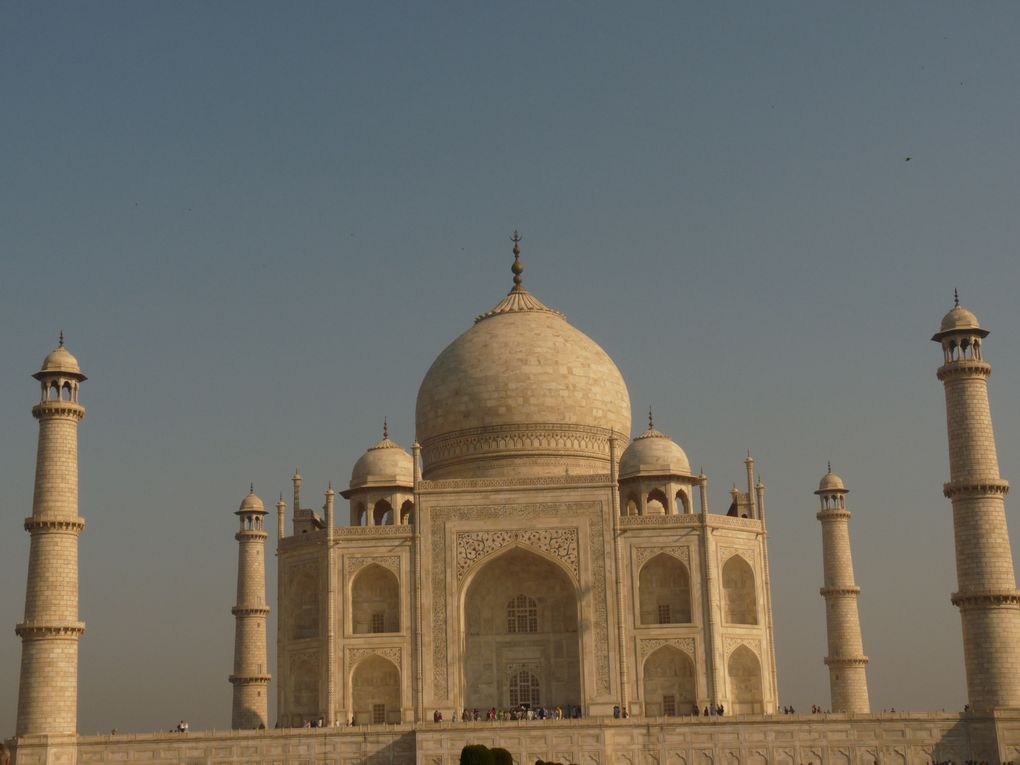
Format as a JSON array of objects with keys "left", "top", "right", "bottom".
[
  {"left": 231, "top": 486, "right": 271, "bottom": 729},
  {"left": 16, "top": 336, "right": 88, "bottom": 736},
  {"left": 933, "top": 297, "right": 1020, "bottom": 710},
  {"left": 815, "top": 467, "right": 869, "bottom": 713}
]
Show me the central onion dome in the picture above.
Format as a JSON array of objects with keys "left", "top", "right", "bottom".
[{"left": 415, "top": 235, "right": 631, "bottom": 479}]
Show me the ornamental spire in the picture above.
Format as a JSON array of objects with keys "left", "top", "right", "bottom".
[
  {"left": 954, "top": 288, "right": 960, "bottom": 308},
  {"left": 383, "top": 417, "right": 389, "bottom": 440},
  {"left": 58, "top": 330, "right": 64, "bottom": 348},
  {"left": 510, "top": 231, "right": 524, "bottom": 291},
  {"left": 648, "top": 405, "right": 654, "bottom": 430}
]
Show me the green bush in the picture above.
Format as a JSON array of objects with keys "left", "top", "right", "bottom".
[
  {"left": 491, "top": 748, "right": 513, "bottom": 765},
  {"left": 461, "top": 745, "right": 494, "bottom": 765}
]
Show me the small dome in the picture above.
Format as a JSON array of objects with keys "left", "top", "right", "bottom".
[
  {"left": 350, "top": 435, "right": 414, "bottom": 491},
  {"left": 34, "top": 337, "right": 86, "bottom": 380},
  {"left": 940, "top": 304, "right": 981, "bottom": 333},
  {"left": 816, "top": 470, "right": 847, "bottom": 493},
  {"left": 619, "top": 423, "right": 691, "bottom": 480},
  {"left": 238, "top": 487, "right": 266, "bottom": 513},
  {"left": 932, "top": 295, "right": 989, "bottom": 342}
]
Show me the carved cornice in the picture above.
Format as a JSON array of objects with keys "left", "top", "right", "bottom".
[
  {"left": 819, "top": 586, "right": 861, "bottom": 597},
  {"left": 16, "top": 622, "right": 86, "bottom": 638},
  {"left": 824, "top": 656, "right": 869, "bottom": 667},
  {"left": 32, "top": 402, "right": 86, "bottom": 421},
  {"left": 419, "top": 473, "right": 611, "bottom": 492},
  {"left": 639, "top": 637, "right": 695, "bottom": 660},
  {"left": 232, "top": 606, "right": 270, "bottom": 617},
  {"left": 951, "top": 590, "right": 1020, "bottom": 609},
  {"left": 334, "top": 526, "right": 413, "bottom": 538},
  {"left": 816, "top": 510, "right": 852, "bottom": 521},
  {"left": 937, "top": 361, "right": 992, "bottom": 381},
  {"left": 235, "top": 530, "right": 269, "bottom": 542},
  {"left": 943, "top": 479, "right": 1010, "bottom": 499},
  {"left": 708, "top": 515, "right": 764, "bottom": 531},
  {"left": 24, "top": 516, "right": 86, "bottom": 533},
  {"left": 456, "top": 528, "right": 579, "bottom": 582},
  {"left": 620, "top": 515, "right": 702, "bottom": 528},
  {"left": 229, "top": 674, "right": 271, "bottom": 685}
]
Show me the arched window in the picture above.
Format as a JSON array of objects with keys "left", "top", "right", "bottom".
[
  {"left": 639, "top": 554, "right": 692, "bottom": 624},
  {"left": 509, "top": 670, "right": 540, "bottom": 707},
  {"left": 646, "top": 489, "right": 668, "bottom": 515},
  {"left": 507, "top": 594, "right": 538, "bottom": 633},
  {"left": 351, "top": 564, "right": 399, "bottom": 634},
  {"left": 728, "top": 646, "right": 764, "bottom": 714},
  {"left": 722, "top": 556, "right": 758, "bottom": 625},
  {"left": 399, "top": 500, "right": 414, "bottom": 525},
  {"left": 643, "top": 646, "right": 696, "bottom": 716},
  {"left": 373, "top": 499, "right": 393, "bottom": 526},
  {"left": 625, "top": 498, "right": 639, "bottom": 516},
  {"left": 351, "top": 655, "right": 400, "bottom": 725},
  {"left": 675, "top": 490, "right": 690, "bottom": 514}
]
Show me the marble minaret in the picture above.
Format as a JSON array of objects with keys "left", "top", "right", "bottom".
[
  {"left": 231, "top": 486, "right": 271, "bottom": 728},
  {"left": 816, "top": 466, "right": 870, "bottom": 713},
  {"left": 17, "top": 336, "right": 88, "bottom": 736},
  {"left": 933, "top": 295, "right": 1020, "bottom": 710}
]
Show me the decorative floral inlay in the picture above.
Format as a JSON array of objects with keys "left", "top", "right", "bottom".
[
  {"left": 639, "top": 637, "right": 695, "bottom": 660},
  {"left": 634, "top": 546, "right": 690, "bottom": 568},
  {"left": 723, "top": 636, "right": 761, "bottom": 658},
  {"left": 456, "top": 528, "right": 579, "bottom": 582}
]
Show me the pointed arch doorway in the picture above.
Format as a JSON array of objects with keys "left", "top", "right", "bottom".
[{"left": 461, "top": 547, "right": 582, "bottom": 710}]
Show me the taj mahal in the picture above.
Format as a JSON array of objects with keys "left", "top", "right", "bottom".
[{"left": 8, "top": 237, "right": 1020, "bottom": 765}]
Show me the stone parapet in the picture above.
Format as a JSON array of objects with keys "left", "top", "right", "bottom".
[{"left": 13, "top": 711, "right": 1019, "bottom": 765}]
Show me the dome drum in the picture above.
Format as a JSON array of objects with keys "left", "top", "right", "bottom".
[{"left": 419, "top": 422, "right": 620, "bottom": 480}]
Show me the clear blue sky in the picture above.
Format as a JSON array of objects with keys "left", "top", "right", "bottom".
[{"left": 3, "top": 1, "right": 1020, "bottom": 734}]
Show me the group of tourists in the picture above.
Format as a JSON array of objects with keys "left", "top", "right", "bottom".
[
  {"left": 689, "top": 704, "right": 725, "bottom": 717},
  {"left": 433, "top": 705, "right": 584, "bottom": 723}
]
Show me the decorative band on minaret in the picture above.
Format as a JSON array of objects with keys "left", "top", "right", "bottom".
[
  {"left": 16, "top": 337, "right": 88, "bottom": 736},
  {"left": 933, "top": 297, "right": 1020, "bottom": 710},
  {"left": 815, "top": 467, "right": 870, "bottom": 713},
  {"left": 231, "top": 486, "right": 271, "bottom": 729}
]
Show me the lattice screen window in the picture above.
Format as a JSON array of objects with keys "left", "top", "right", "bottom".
[
  {"left": 371, "top": 612, "right": 385, "bottom": 633},
  {"left": 663, "top": 694, "right": 676, "bottom": 716},
  {"left": 658, "top": 604, "right": 671, "bottom": 624},
  {"left": 372, "top": 704, "right": 385, "bottom": 724},
  {"left": 509, "top": 670, "right": 540, "bottom": 707},
  {"left": 506, "top": 594, "right": 538, "bottom": 633}
]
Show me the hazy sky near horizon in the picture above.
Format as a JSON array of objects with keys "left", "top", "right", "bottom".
[{"left": 3, "top": 1, "right": 1020, "bottom": 735}]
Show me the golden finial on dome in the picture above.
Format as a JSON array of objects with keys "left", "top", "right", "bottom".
[
  {"left": 510, "top": 230, "right": 524, "bottom": 291},
  {"left": 58, "top": 330, "right": 64, "bottom": 348},
  {"left": 954, "top": 288, "right": 960, "bottom": 308},
  {"left": 383, "top": 417, "right": 389, "bottom": 440},
  {"left": 648, "top": 405, "right": 654, "bottom": 430}
]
